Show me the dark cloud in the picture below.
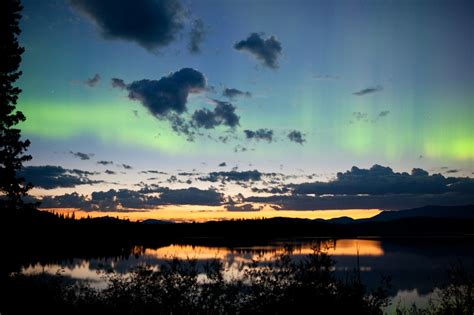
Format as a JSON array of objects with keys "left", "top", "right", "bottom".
[
  {"left": 352, "top": 112, "right": 368, "bottom": 121},
  {"left": 244, "top": 129, "right": 273, "bottom": 142},
  {"left": 234, "top": 145, "right": 248, "bottom": 153},
  {"left": 70, "top": 0, "right": 185, "bottom": 52},
  {"left": 291, "top": 164, "right": 474, "bottom": 195},
  {"left": 191, "top": 99, "right": 240, "bottom": 129},
  {"left": 218, "top": 162, "right": 226, "bottom": 167},
  {"left": 115, "top": 68, "right": 206, "bottom": 118},
  {"left": 411, "top": 168, "right": 429, "bottom": 176},
  {"left": 41, "top": 186, "right": 224, "bottom": 210},
  {"left": 111, "top": 78, "right": 126, "bottom": 89},
  {"left": 89, "top": 189, "right": 158, "bottom": 210},
  {"left": 353, "top": 85, "right": 383, "bottom": 96},
  {"left": 446, "top": 169, "right": 459, "bottom": 174},
  {"left": 234, "top": 33, "right": 282, "bottom": 69},
  {"left": 158, "top": 187, "right": 223, "bottom": 205},
  {"left": 85, "top": 74, "right": 101, "bottom": 87},
  {"left": 245, "top": 192, "right": 474, "bottom": 211},
  {"left": 222, "top": 88, "right": 251, "bottom": 99},
  {"left": 19, "top": 165, "right": 102, "bottom": 190},
  {"left": 122, "top": 164, "right": 133, "bottom": 169},
  {"left": 251, "top": 186, "right": 290, "bottom": 194},
  {"left": 41, "top": 192, "right": 90, "bottom": 209},
  {"left": 177, "top": 172, "right": 200, "bottom": 176},
  {"left": 167, "top": 175, "right": 178, "bottom": 183},
  {"left": 199, "top": 170, "right": 262, "bottom": 182},
  {"left": 69, "top": 169, "right": 99, "bottom": 176},
  {"left": 69, "top": 151, "right": 93, "bottom": 160},
  {"left": 140, "top": 170, "right": 168, "bottom": 175},
  {"left": 105, "top": 170, "right": 116, "bottom": 175},
  {"left": 188, "top": 18, "right": 205, "bottom": 54},
  {"left": 113, "top": 69, "right": 243, "bottom": 142},
  {"left": 287, "top": 130, "right": 305, "bottom": 144},
  {"left": 225, "top": 203, "right": 262, "bottom": 212},
  {"left": 169, "top": 114, "right": 196, "bottom": 141},
  {"left": 97, "top": 160, "right": 113, "bottom": 165},
  {"left": 378, "top": 110, "right": 390, "bottom": 117}
]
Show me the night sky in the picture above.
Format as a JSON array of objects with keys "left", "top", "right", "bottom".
[{"left": 16, "top": 0, "right": 474, "bottom": 221}]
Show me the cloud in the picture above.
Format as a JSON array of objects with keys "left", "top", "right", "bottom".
[
  {"left": 218, "top": 162, "right": 226, "bottom": 167},
  {"left": 40, "top": 186, "right": 224, "bottom": 210},
  {"left": 41, "top": 192, "right": 90, "bottom": 209},
  {"left": 113, "top": 69, "right": 243, "bottom": 142},
  {"left": 291, "top": 164, "right": 474, "bottom": 195},
  {"left": 122, "top": 164, "right": 133, "bottom": 169},
  {"left": 69, "top": 151, "right": 93, "bottom": 160},
  {"left": 141, "top": 170, "right": 168, "bottom": 174},
  {"left": 244, "top": 129, "right": 273, "bottom": 142},
  {"left": 352, "top": 112, "right": 368, "bottom": 121},
  {"left": 251, "top": 186, "right": 290, "bottom": 194},
  {"left": 313, "top": 74, "right": 339, "bottom": 81},
  {"left": 105, "top": 170, "right": 116, "bottom": 175},
  {"left": 199, "top": 170, "right": 262, "bottom": 182},
  {"left": 169, "top": 114, "right": 196, "bottom": 141},
  {"left": 353, "top": 85, "right": 383, "bottom": 96},
  {"left": 241, "top": 165, "right": 474, "bottom": 210},
  {"left": 19, "top": 165, "right": 102, "bottom": 189},
  {"left": 378, "top": 110, "right": 390, "bottom": 117},
  {"left": 191, "top": 99, "right": 240, "bottom": 129},
  {"left": 234, "top": 145, "right": 248, "bottom": 153},
  {"left": 97, "top": 160, "right": 113, "bottom": 165},
  {"left": 287, "top": 130, "right": 305, "bottom": 144},
  {"left": 158, "top": 187, "right": 223, "bottom": 205},
  {"left": 89, "top": 189, "right": 158, "bottom": 210},
  {"left": 177, "top": 172, "right": 200, "bottom": 176},
  {"left": 245, "top": 192, "right": 474, "bottom": 211},
  {"left": 225, "top": 203, "right": 262, "bottom": 212},
  {"left": 188, "top": 18, "right": 205, "bottom": 54},
  {"left": 222, "top": 88, "right": 251, "bottom": 99},
  {"left": 234, "top": 33, "right": 282, "bottom": 69},
  {"left": 111, "top": 78, "right": 126, "bottom": 89},
  {"left": 114, "top": 68, "right": 206, "bottom": 117},
  {"left": 85, "top": 74, "right": 101, "bottom": 87},
  {"left": 70, "top": 0, "right": 185, "bottom": 52}
]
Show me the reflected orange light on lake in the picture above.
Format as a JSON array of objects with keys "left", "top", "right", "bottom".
[
  {"left": 140, "top": 239, "right": 384, "bottom": 263},
  {"left": 331, "top": 239, "right": 383, "bottom": 256},
  {"left": 23, "top": 238, "right": 383, "bottom": 285},
  {"left": 42, "top": 205, "right": 381, "bottom": 223}
]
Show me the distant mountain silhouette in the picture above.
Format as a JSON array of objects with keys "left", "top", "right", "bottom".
[
  {"left": 325, "top": 216, "right": 356, "bottom": 224},
  {"left": 141, "top": 219, "right": 174, "bottom": 225},
  {"left": 364, "top": 205, "right": 474, "bottom": 222}
]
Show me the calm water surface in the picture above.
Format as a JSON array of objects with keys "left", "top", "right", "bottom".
[{"left": 22, "top": 238, "right": 474, "bottom": 311}]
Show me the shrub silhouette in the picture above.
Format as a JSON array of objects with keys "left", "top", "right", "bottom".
[{"left": 4, "top": 248, "right": 391, "bottom": 314}]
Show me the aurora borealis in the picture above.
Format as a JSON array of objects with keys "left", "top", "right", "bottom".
[{"left": 15, "top": 0, "right": 474, "bottom": 221}]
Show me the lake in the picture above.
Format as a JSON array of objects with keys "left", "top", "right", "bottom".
[{"left": 21, "top": 237, "right": 474, "bottom": 312}]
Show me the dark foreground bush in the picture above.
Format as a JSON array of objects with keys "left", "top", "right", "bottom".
[
  {"left": 395, "top": 261, "right": 474, "bottom": 315},
  {"left": 1, "top": 248, "right": 390, "bottom": 315}
]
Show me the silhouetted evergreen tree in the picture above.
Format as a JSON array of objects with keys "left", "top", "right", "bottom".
[{"left": 0, "top": 0, "right": 32, "bottom": 211}]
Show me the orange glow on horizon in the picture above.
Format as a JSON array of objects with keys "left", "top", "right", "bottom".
[{"left": 42, "top": 205, "right": 381, "bottom": 223}]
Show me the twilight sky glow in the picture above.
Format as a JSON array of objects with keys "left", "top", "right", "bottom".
[{"left": 16, "top": 0, "right": 474, "bottom": 221}]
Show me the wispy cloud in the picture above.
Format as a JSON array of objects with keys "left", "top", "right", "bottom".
[{"left": 353, "top": 85, "right": 383, "bottom": 96}]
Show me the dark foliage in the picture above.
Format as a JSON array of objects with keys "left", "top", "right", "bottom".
[
  {"left": 0, "top": 0, "right": 33, "bottom": 211},
  {"left": 2, "top": 249, "right": 390, "bottom": 314},
  {"left": 395, "top": 261, "right": 474, "bottom": 315}
]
